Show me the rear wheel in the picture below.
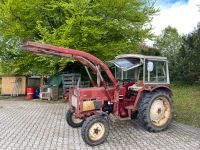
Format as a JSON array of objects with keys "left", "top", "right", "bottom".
[
  {"left": 138, "top": 90, "right": 173, "bottom": 132},
  {"left": 66, "top": 109, "right": 84, "bottom": 128},
  {"left": 81, "top": 115, "right": 109, "bottom": 146}
]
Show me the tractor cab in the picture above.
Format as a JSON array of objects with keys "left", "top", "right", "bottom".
[
  {"left": 108, "top": 55, "right": 170, "bottom": 118},
  {"left": 109, "top": 54, "right": 169, "bottom": 87}
]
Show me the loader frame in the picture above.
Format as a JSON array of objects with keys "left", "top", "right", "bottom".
[{"left": 22, "top": 41, "right": 171, "bottom": 118}]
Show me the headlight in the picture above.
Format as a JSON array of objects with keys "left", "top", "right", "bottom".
[{"left": 71, "top": 95, "right": 77, "bottom": 107}]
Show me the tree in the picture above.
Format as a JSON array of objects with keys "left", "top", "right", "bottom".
[
  {"left": 0, "top": 0, "right": 158, "bottom": 75},
  {"left": 175, "top": 24, "right": 200, "bottom": 84},
  {"left": 154, "top": 26, "right": 182, "bottom": 58},
  {"left": 0, "top": 37, "right": 73, "bottom": 75},
  {"left": 140, "top": 43, "right": 161, "bottom": 56},
  {"left": 153, "top": 26, "right": 182, "bottom": 80}
]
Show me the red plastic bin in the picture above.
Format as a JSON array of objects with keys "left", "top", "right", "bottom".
[{"left": 26, "top": 88, "right": 35, "bottom": 100}]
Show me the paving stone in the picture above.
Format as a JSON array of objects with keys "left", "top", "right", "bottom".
[{"left": 0, "top": 99, "right": 199, "bottom": 150}]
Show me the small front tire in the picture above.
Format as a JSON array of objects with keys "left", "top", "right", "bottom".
[
  {"left": 81, "top": 115, "right": 110, "bottom": 146},
  {"left": 66, "top": 109, "right": 84, "bottom": 128}
]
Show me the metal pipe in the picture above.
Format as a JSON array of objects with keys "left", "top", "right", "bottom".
[
  {"left": 96, "top": 65, "right": 104, "bottom": 82},
  {"left": 84, "top": 66, "right": 95, "bottom": 87}
]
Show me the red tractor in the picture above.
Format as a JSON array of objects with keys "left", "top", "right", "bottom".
[{"left": 23, "top": 41, "right": 173, "bottom": 146}]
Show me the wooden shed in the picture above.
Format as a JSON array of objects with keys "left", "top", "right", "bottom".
[{"left": 1, "top": 76, "right": 26, "bottom": 95}]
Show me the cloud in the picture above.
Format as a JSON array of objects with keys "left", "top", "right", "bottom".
[{"left": 151, "top": 0, "right": 200, "bottom": 35}]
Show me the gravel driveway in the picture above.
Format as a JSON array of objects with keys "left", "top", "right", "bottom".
[{"left": 0, "top": 99, "right": 199, "bottom": 150}]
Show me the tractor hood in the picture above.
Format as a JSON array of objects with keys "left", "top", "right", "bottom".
[{"left": 108, "top": 58, "right": 143, "bottom": 71}]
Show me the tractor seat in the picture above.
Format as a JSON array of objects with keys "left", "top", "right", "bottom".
[{"left": 128, "top": 80, "right": 144, "bottom": 91}]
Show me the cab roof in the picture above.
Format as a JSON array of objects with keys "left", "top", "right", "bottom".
[
  {"left": 108, "top": 54, "right": 168, "bottom": 71},
  {"left": 116, "top": 54, "right": 167, "bottom": 61}
]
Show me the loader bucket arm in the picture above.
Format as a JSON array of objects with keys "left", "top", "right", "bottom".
[{"left": 22, "top": 41, "right": 117, "bottom": 86}]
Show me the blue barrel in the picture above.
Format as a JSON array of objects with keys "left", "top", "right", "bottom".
[{"left": 34, "top": 88, "right": 40, "bottom": 99}]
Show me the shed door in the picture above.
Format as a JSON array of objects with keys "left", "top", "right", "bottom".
[{"left": 1, "top": 77, "right": 26, "bottom": 95}]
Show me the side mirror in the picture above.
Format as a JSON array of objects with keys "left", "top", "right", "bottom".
[{"left": 147, "top": 61, "right": 154, "bottom": 72}]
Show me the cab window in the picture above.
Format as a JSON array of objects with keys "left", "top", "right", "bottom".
[{"left": 145, "top": 60, "right": 167, "bottom": 83}]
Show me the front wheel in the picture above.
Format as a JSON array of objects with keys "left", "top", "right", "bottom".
[
  {"left": 81, "top": 115, "right": 110, "bottom": 146},
  {"left": 66, "top": 109, "right": 84, "bottom": 128},
  {"left": 138, "top": 90, "right": 173, "bottom": 132}
]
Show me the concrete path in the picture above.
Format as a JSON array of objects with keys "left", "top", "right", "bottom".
[{"left": 0, "top": 99, "right": 199, "bottom": 150}]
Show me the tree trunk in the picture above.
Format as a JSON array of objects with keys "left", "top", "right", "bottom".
[{"left": 40, "top": 74, "right": 44, "bottom": 90}]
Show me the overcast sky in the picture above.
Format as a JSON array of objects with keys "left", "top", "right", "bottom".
[{"left": 151, "top": 0, "right": 200, "bottom": 35}]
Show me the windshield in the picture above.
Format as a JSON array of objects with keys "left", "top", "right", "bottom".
[
  {"left": 108, "top": 58, "right": 142, "bottom": 71},
  {"left": 115, "top": 66, "right": 143, "bottom": 81},
  {"left": 107, "top": 58, "right": 143, "bottom": 81}
]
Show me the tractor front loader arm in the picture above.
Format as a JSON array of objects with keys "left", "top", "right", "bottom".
[{"left": 22, "top": 41, "right": 117, "bottom": 87}]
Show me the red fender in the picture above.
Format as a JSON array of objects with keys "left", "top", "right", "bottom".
[{"left": 149, "top": 85, "right": 173, "bottom": 95}]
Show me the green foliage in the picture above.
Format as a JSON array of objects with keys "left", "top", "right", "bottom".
[
  {"left": 0, "top": 0, "right": 157, "bottom": 75},
  {"left": 154, "top": 24, "right": 200, "bottom": 84},
  {"left": 140, "top": 46, "right": 161, "bottom": 56},
  {"left": 154, "top": 26, "right": 182, "bottom": 57},
  {"left": 0, "top": 37, "right": 74, "bottom": 75},
  {"left": 175, "top": 24, "right": 200, "bottom": 84},
  {"left": 154, "top": 26, "right": 182, "bottom": 80},
  {"left": 35, "top": 0, "right": 158, "bottom": 59}
]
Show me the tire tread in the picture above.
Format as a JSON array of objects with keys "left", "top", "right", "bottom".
[
  {"left": 66, "top": 109, "right": 84, "bottom": 128},
  {"left": 81, "top": 115, "right": 109, "bottom": 146},
  {"left": 138, "top": 90, "right": 174, "bottom": 132}
]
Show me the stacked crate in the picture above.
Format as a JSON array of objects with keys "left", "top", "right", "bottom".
[
  {"left": 40, "top": 85, "right": 59, "bottom": 100},
  {"left": 62, "top": 73, "right": 81, "bottom": 94}
]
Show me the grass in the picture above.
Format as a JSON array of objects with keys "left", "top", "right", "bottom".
[
  {"left": 172, "top": 84, "right": 200, "bottom": 128},
  {"left": 0, "top": 95, "right": 11, "bottom": 100}
]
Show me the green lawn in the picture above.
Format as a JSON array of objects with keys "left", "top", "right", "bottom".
[
  {"left": 0, "top": 95, "right": 10, "bottom": 100},
  {"left": 172, "top": 84, "right": 200, "bottom": 128}
]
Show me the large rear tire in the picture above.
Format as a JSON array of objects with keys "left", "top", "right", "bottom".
[
  {"left": 66, "top": 109, "right": 84, "bottom": 128},
  {"left": 138, "top": 90, "right": 173, "bottom": 132},
  {"left": 81, "top": 115, "right": 109, "bottom": 146}
]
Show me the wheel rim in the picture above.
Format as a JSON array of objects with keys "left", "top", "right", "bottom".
[
  {"left": 88, "top": 122, "right": 105, "bottom": 141},
  {"left": 150, "top": 96, "right": 171, "bottom": 126},
  {"left": 71, "top": 113, "right": 83, "bottom": 124}
]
